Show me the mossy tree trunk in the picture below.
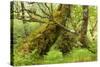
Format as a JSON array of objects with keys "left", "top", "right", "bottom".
[{"left": 18, "top": 4, "right": 73, "bottom": 56}]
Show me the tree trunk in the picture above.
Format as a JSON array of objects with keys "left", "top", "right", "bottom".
[
  {"left": 80, "top": 5, "right": 88, "bottom": 48},
  {"left": 18, "top": 4, "right": 72, "bottom": 55},
  {"left": 56, "top": 4, "right": 72, "bottom": 54},
  {"left": 21, "top": 2, "right": 28, "bottom": 37}
]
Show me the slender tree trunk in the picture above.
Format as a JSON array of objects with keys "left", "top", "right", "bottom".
[
  {"left": 80, "top": 5, "right": 88, "bottom": 47},
  {"left": 21, "top": 2, "right": 28, "bottom": 37}
]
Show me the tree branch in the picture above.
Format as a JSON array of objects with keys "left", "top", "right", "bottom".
[
  {"left": 24, "top": 8, "right": 48, "bottom": 19},
  {"left": 44, "top": 3, "right": 51, "bottom": 15},
  {"left": 26, "top": 19, "right": 46, "bottom": 23},
  {"left": 37, "top": 3, "right": 50, "bottom": 16},
  {"left": 18, "top": 17, "right": 46, "bottom": 23},
  {"left": 16, "top": 9, "right": 47, "bottom": 23},
  {"left": 54, "top": 21, "right": 78, "bottom": 35},
  {"left": 51, "top": 3, "right": 53, "bottom": 16},
  {"left": 16, "top": 8, "right": 48, "bottom": 23}
]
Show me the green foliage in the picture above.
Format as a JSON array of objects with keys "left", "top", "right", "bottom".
[
  {"left": 44, "top": 50, "right": 63, "bottom": 61},
  {"left": 66, "top": 5, "right": 83, "bottom": 32},
  {"left": 14, "top": 52, "right": 34, "bottom": 66},
  {"left": 88, "top": 39, "right": 97, "bottom": 53},
  {"left": 63, "top": 48, "right": 97, "bottom": 63},
  {"left": 35, "top": 48, "right": 96, "bottom": 64},
  {"left": 11, "top": 2, "right": 97, "bottom": 66},
  {"left": 88, "top": 6, "right": 97, "bottom": 40},
  {"left": 13, "top": 19, "right": 40, "bottom": 44},
  {"left": 13, "top": 19, "right": 25, "bottom": 44},
  {"left": 88, "top": 6, "right": 97, "bottom": 30},
  {"left": 13, "top": 49, "right": 39, "bottom": 66}
]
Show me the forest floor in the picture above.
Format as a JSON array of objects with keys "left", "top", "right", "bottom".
[
  {"left": 13, "top": 47, "right": 97, "bottom": 66},
  {"left": 13, "top": 19, "right": 97, "bottom": 66},
  {"left": 33, "top": 48, "right": 97, "bottom": 65}
]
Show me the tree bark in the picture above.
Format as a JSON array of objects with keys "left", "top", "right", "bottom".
[
  {"left": 80, "top": 5, "right": 88, "bottom": 48},
  {"left": 19, "top": 4, "right": 72, "bottom": 55}
]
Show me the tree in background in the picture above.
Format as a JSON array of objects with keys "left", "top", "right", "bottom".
[{"left": 80, "top": 5, "right": 89, "bottom": 48}]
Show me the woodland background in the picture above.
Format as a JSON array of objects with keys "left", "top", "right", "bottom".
[{"left": 10, "top": 1, "right": 97, "bottom": 66}]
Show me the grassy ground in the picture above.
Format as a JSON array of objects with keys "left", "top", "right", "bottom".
[
  {"left": 13, "top": 48, "right": 97, "bottom": 66},
  {"left": 35, "top": 48, "right": 97, "bottom": 64},
  {"left": 12, "top": 19, "right": 97, "bottom": 66}
]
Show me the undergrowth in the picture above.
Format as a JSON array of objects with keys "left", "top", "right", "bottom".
[{"left": 13, "top": 47, "right": 97, "bottom": 66}]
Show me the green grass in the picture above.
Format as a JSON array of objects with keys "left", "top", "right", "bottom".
[
  {"left": 42, "top": 48, "right": 97, "bottom": 64},
  {"left": 63, "top": 48, "right": 97, "bottom": 63},
  {"left": 43, "top": 50, "right": 63, "bottom": 64},
  {"left": 13, "top": 48, "right": 97, "bottom": 66}
]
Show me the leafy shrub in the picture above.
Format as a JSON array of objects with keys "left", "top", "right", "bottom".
[{"left": 44, "top": 50, "right": 63, "bottom": 63}]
